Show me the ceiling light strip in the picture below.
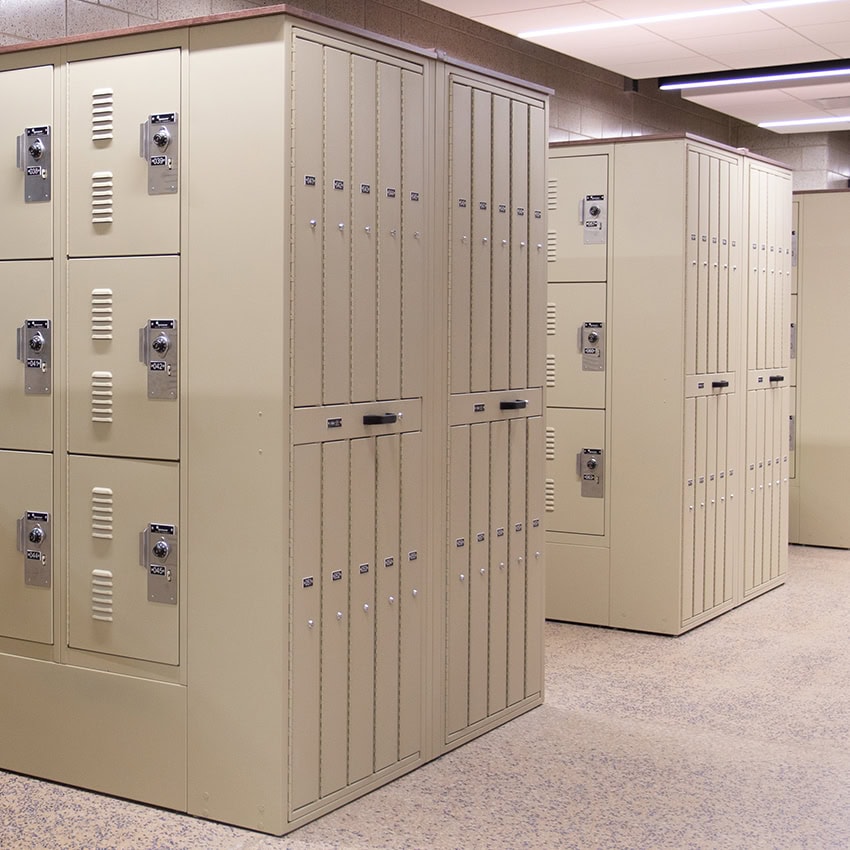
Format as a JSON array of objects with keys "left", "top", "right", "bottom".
[
  {"left": 759, "top": 115, "right": 850, "bottom": 127},
  {"left": 661, "top": 66, "right": 850, "bottom": 91}
]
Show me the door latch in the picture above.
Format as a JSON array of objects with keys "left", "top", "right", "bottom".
[
  {"left": 139, "top": 319, "right": 178, "bottom": 400},
  {"left": 16, "top": 319, "right": 51, "bottom": 395},
  {"left": 139, "top": 112, "right": 178, "bottom": 195},
  {"left": 577, "top": 448, "right": 604, "bottom": 498},
  {"left": 16, "top": 511, "right": 51, "bottom": 587},
  {"left": 139, "top": 523, "right": 178, "bottom": 604},
  {"left": 16, "top": 126, "right": 51, "bottom": 203}
]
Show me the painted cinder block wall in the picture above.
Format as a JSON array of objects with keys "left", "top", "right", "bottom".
[{"left": 1, "top": 0, "right": 847, "bottom": 188}]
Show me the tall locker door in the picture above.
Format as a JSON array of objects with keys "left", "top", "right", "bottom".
[
  {"left": 0, "top": 64, "right": 54, "bottom": 260},
  {"left": 67, "top": 256, "right": 179, "bottom": 461},
  {"left": 527, "top": 106, "right": 547, "bottom": 389},
  {"left": 67, "top": 49, "right": 180, "bottom": 258},
  {"left": 682, "top": 397, "right": 698, "bottom": 622},
  {"left": 506, "top": 418, "right": 527, "bottom": 707},
  {"left": 711, "top": 394, "right": 730, "bottom": 610},
  {"left": 546, "top": 283, "right": 606, "bottom": 410},
  {"left": 491, "top": 96, "right": 511, "bottom": 392},
  {"left": 488, "top": 420, "right": 509, "bottom": 715},
  {"left": 67, "top": 454, "right": 179, "bottom": 665},
  {"left": 778, "top": 387, "right": 790, "bottom": 578},
  {"left": 0, "top": 450, "right": 53, "bottom": 645},
  {"left": 0, "top": 261, "right": 53, "bottom": 452},
  {"left": 510, "top": 101, "right": 529, "bottom": 391},
  {"left": 546, "top": 154, "right": 608, "bottom": 283},
  {"left": 525, "top": 415, "right": 545, "bottom": 699}
]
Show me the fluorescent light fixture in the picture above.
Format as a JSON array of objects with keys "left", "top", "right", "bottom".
[
  {"left": 759, "top": 114, "right": 850, "bottom": 127},
  {"left": 659, "top": 60, "right": 850, "bottom": 91},
  {"left": 520, "top": 0, "right": 842, "bottom": 40}
]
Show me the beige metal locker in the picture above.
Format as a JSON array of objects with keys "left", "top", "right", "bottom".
[
  {"left": 0, "top": 261, "right": 53, "bottom": 452},
  {"left": 0, "top": 450, "right": 53, "bottom": 646}
]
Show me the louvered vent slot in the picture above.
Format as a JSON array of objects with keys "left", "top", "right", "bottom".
[
  {"left": 91, "top": 288, "right": 114, "bottom": 340},
  {"left": 547, "top": 178, "right": 558, "bottom": 210},
  {"left": 91, "top": 487, "right": 114, "bottom": 539},
  {"left": 545, "top": 479, "right": 555, "bottom": 512},
  {"left": 91, "top": 372, "right": 114, "bottom": 423},
  {"left": 547, "top": 231, "right": 558, "bottom": 262},
  {"left": 546, "top": 354, "right": 556, "bottom": 388},
  {"left": 92, "top": 172, "right": 114, "bottom": 224},
  {"left": 91, "top": 569, "right": 114, "bottom": 622},
  {"left": 91, "top": 88, "right": 114, "bottom": 141},
  {"left": 547, "top": 302, "right": 557, "bottom": 335},
  {"left": 546, "top": 427, "right": 556, "bottom": 461}
]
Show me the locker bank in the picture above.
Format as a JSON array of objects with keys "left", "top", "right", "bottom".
[{"left": 0, "top": 7, "right": 548, "bottom": 835}]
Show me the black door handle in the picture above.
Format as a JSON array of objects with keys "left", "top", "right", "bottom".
[
  {"left": 500, "top": 399, "right": 528, "bottom": 410},
  {"left": 363, "top": 413, "right": 398, "bottom": 425},
  {"left": 769, "top": 375, "right": 785, "bottom": 383},
  {"left": 712, "top": 380, "right": 729, "bottom": 388}
]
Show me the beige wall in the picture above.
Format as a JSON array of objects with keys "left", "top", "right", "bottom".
[{"left": 2, "top": 0, "right": 849, "bottom": 188}]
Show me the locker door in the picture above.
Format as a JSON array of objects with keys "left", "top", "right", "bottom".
[
  {"left": 0, "top": 261, "right": 53, "bottom": 452},
  {"left": 0, "top": 450, "right": 53, "bottom": 645},
  {"left": 712, "top": 394, "right": 729, "bottom": 609},
  {"left": 768, "top": 387, "right": 784, "bottom": 581},
  {"left": 68, "top": 49, "right": 180, "bottom": 257},
  {"left": 0, "top": 64, "right": 54, "bottom": 260},
  {"left": 717, "top": 159, "right": 731, "bottom": 375},
  {"left": 527, "top": 106, "right": 547, "bottom": 389},
  {"left": 685, "top": 150, "right": 699, "bottom": 376},
  {"left": 693, "top": 397, "right": 708, "bottom": 615},
  {"left": 446, "top": 425, "right": 470, "bottom": 736},
  {"left": 546, "top": 282, "right": 606, "bottom": 410},
  {"left": 744, "top": 391, "right": 758, "bottom": 594},
  {"left": 778, "top": 387, "right": 790, "bottom": 578},
  {"left": 682, "top": 397, "right": 697, "bottom": 622},
  {"left": 703, "top": 395, "right": 719, "bottom": 613},
  {"left": 510, "top": 101, "right": 529, "bottom": 391},
  {"left": 488, "top": 420, "right": 509, "bottom": 715},
  {"left": 67, "top": 256, "right": 179, "bottom": 461},
  {"left": 320, "top": 440, "right": 349, "bottom": 799},
  {"left": 491, "top": 96, "right": 511, "bottom": 392},
  {"left": 696, "top": 154, "right": 710, "bottom": 375},
  {"left": 707, "top": 156, "right": 720, "bottom": 375},
  {"left": 67, "top": 454, "right": 179, "bottom": 665},
  {"left": 546, "top": 154, "right": 608, "bottom": 283},
  {"left": 722, "top": 392, "right": 739, "bottom": 605},
  {"left": 290, "top": 443, "right": 322, "bottom": 812},
  {"left": 374, "top": 434, "right": 400, "bottom": 770},
  {"left": 544, "top": 408, "right": 605, "bottom": 536},
  {"left": 507, "top": 418, "right": 527, "bottom": 707},
  {"left": 525, "top": 415, "right": 544, "bottom": 699}
]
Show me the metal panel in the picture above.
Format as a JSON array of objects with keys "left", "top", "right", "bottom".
[
  {"left": 525, "top": 415, "right": 544, "bottom": 698},
  {"left": 490, "top": 96, "right": 511, "bottom": 392},
  {"left": 0, "top": 450, "right": 53, "bottom": 645},
  {"left": 0, "top": 64, "right": 53, "bottom": 260},
  {"left": 67, "top": 454, "right": 179, "bottom": 665},
  {"left": 693, "top": 396, "right": 708, "bottom": 615},
  {"left": 703, "top": 394, "right": 719, "bottom": 613},
  {"left": 717, "top": 159, "right": 731, "bottom": 375},
  {"left": 510, "top": 101, "right": 529, "bottom": 391},
  {"left": 697, "top": 153, "right": 710, "bottom": 376},
  {"left": 487, "top": 419, "right": 508, "bottom": 715},
  {"left": 527, "top": 106, "right": 547, "bottom": 390},
  {"left": 468, "top": 422, "right": 489, "bottom": 725},
  {"left": 0, "top": 261, "right": 53, "bottom": 452},
  {"left": 506, "top": 417, "right": 526, "bottom": 707},
  {"left": 67, "top": 49, "right": 180, "bottom": 257},
  {"left": 67, "top": 256, "right": 179, "bottom": 461},
  {"left": 682, "top": 397, "right": 697, "bottom": 622},
  {"left": 685, "top": 150, "right": 699, "bottom": 376},
  {"left": 707, "top": 156, "right": 720, "bottom": 375}
]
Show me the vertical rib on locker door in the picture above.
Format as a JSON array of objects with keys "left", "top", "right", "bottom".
[
  {"left": 768, "top": 386, "right": 783, "bottom": 581},
  {"left": 0, "top": 450, "right": 53, "bottom": 645},
  {"left": 323, "top": 49, "right": 352, "bottom": 407},
  {"left": 0, "top": 261, "right": 53, "bottom": 452},
  {"left": 693, "top": 397, "right": 708, "bottom": 617},
  {"left": 527, "top": 106, "right": 546, "bottom": 389},
  {"left": 399, "top": 430, "right": 424, "bottom": 760},
  {"left": 447, "top": 425, "right": 470, "bottom": 736},
  {"left": 713, "top": 394, "right": 729, "bottom": 609},
  {"left": 488, "top": 420, "right": 509, "bottom": 716},
  {"left": 685, "top": 151, "right": 699, "bottom": 376},
  {"left": 507, "top": 418, "right": 527, "bottom": 707},
  {"left": 374, "top": 434, "right": 400, "bottom": 770},
  {"left": 708, "top": 157, "right": 721, "bottom": 375},
  {"left": 718, "top": 159, "right": 731, "bottom": 375},
  {"left": 696, "top": 154, "right": 710, "bottom": 375},
  {"left": 703, "top": 395, "right": 718, "bottom": 614},
  {"left": 490, "top": 96, "right": 511, "bottom": 393},
  {"left": 765, "top": 173, "right": 778, "bottom": 370},
  {"left": 510, "top": 101, "right": 529, "bottom": 391},
  {"left": 682, "top": 397, "right": 697, "bottom": 622},
  {"left": 67, "top": 50, "right": 180, "bottom": 257},
  {"left": 320, "top": 441, "right": 349, "bottom": 798},
  {"left": 292, "top": 38, "right": 324, "bottom": 408},
  {"left": 468, "top": 422, "right": 489, "bottom": 725},
  {"left": 525, "top": 415, "right": 544, "bottom": 698},
  {"left": 377, "top": 64, "right": 402, "bottom": 403},
  {"left": 0, "top": 65, "right": 53, "bottom": 260},
  {"left": 747, "top": 172, "right": 761, "bottom": 373},
  {"left": 450, "top": 84, "right": 472, "bottom": 396},
  {"left": 290, "top": 444, "right": 321, "bottom": 812},
  {"left": 348, "top": 438, "right": 375, "bottom": 784},
  {"left": 470, "top": 89, "right": 492, "bottom": 394}
]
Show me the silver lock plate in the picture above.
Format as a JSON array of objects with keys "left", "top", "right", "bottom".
[
  {"left": 140, "top": 112, "right": 178, "bottom": 195},
  {"left": 17, "top": 319, "right": 52, "bottom": 395},
  {"left": 581, "top": 321, "right": 605, "bottom": 372},
  {"left": 581, "top": 194, "right": 606, "bottom": 245},
  {"left": 790, "top": 322, "right": 797, "bottom": 360},
  {"left": 17, "top": 511, "right": 51, "bottom": 588},
  {"left": 17, "top": 126, "right": 51, "bottom": 203},
  {"left": 578, "top": 448, "right": 604, "bottom": 498},
  {"left": 140, "top": 523, "right": 178, "bottom": 604},
  {"left": 139, "top": 319, "right": 178, "bottom": 400}
]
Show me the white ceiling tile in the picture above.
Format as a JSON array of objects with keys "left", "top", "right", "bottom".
[
  {"left": 679, "top": 27, "right": 825, "bottom": 55},
  {"left": 427, "top": 0, "right": 581, "bottom": 15},
  {"left": 575, "top": 41, "right": 700, "bottom": 65},
  {"left": 701, "top": 44, "right": 838, "bottom": 65},
  {"left": 795, "top": 20, "right": 850, "bottom": 40},
  {"left": 591, "top": 0, "right": 751, "bottom": 16},
  {"left": 474, "top": 3, "right": 618, "bottom": 35},
  {"left": 758, "top": 0, "right": 850, "bottom": 27},
  {"left": 615, "top": 56, "right": 730, "bottom": 78}
]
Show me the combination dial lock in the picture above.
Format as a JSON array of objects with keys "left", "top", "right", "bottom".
[
  {"left": 28, "top": 138, "right": 45, "bottom": 160},
  {"left": 151, "top": 334, "right": 170, "bottom": 354}
]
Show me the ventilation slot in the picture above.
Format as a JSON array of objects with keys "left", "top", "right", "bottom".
[
  {"left": 546, "top": 427, "right": 556, "bottom": 461},
  {"left": 546, "top": 354, "right": 556, "bottom": 388},
  {"left": 91, "top": 569, "right": 114, "bottom": 622},
  {"left": 91, "top": 88, "right": 114, "bottom": 141},
  {"left": 546, "top": 303, "right": 557, "bottom": 335},
  {"left": 547, "top": 231, "right": 558, "bottom": 263},
  {"left": 92, "top": 172, "right": 114, "bottom": 224},
  {"left": 547, "top": 178, "right": 558, "bottom": 211},
  {"left": 91, "top": 372, "right": 114, "bottom": 423},
  {"left": 91, "top": 289, "right": 114, "bottom": 340},
  {"left": 545, "top": 479, "right": 555, "bottom": 512},
  {"left": 91, "top": 487, "right": 114, "bottom": 539}
]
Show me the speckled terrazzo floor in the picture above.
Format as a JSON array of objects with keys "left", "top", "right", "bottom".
[{"left": 2, "top": 544, "right": 850, "bottom": 850}]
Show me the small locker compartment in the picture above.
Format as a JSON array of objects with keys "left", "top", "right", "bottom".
[
  {"left": 67, "top": 255, "right": 179, "bottom": 461},
  {"left": 0, "top": 450, "right": 53, "bottom": 645},
  {"left": 0, "top": 63, "right": 54, "bottom": 261},
  {"left": 0, "top": 260, "right": 53, "bottom": 452},
  {"left": 67, "top": 454, "right": 180, "bottom": 666}
]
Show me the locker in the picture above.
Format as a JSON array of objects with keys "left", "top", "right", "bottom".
[
  {"left": 506, "top": 418, "right": 527, "bottom": 707},
  {"left": 488, "top": 419, "right": 509, "bottom": 716},
  {"left": 0, "top": 64, "right": 54, "bottom": 260},
  {"left": 67, "top": 256, "right": 179, "bottom": 461},
  {"left": 490, "top": 96, "right": 511, "bottom": 392},
  {"left": 67, "top": 454, "right": 179, "bottom": 665},
  {"left": 67, "top": 49, "right": 180, "bottom": 257},
  {"left": 546, "top": 153, "right": 608, "bottom": 283},
  {"left": 527, "top": 107, "right": 547, "bottom": 390},
  {"left": 509, "top": 101, "right": 529, "bottom": 392},
  {"left": 0, "top": 450, "right": 53, "bottom": 645},
  {"left": 525, "top": 416, "right": 544, "bottom": 698},
  {"left": 545, "top": 282, "right": 605, "bottom": 409},
  {"left": 0, "top": 261, "right": 53, "bottom": 452}
]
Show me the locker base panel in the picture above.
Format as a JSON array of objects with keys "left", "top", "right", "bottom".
[
  {"left": 744, "top": 574, "right": 786, "bottom": 602},
  {"left": 0, "top": 653, "right": 186, "bottom": 811},
  {"left": 545, "top": 541, "right": 610, "bottom": 625},
  {"left": 443, "top": 693, "right": 543, "bottom": 750},
  {"left": 789, "top": 482, "right": 800, "bottom": 544}
]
